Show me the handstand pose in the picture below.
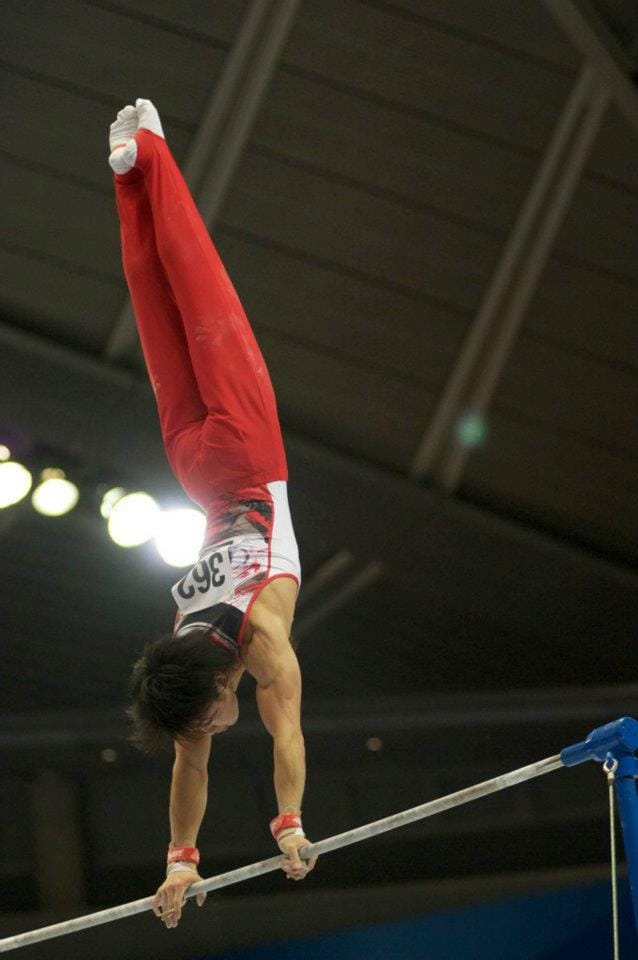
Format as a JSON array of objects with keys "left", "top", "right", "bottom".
[{"left": 110, "top": 99, "right": 317, "bottom": 929}]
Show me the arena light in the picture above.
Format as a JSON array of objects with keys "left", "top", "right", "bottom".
[
  {"left": 455, "top": 411, "right": 488, "bottom": 448},
  {"left": 154, "top": 508, "right": 206, "bottom": 567},
  {"left": 0, "top": 460, "right": 33, "bottom": 509},
  {"left": 0, "top": 445, "right": 11, "bottom": 462},
  {"left": 99, "top": 486, "right": 126, "bottom": 519},
  {"left": 107, "top": 492, "right": 160, "bottom": 548},
  {"left": 32, "top": 469, "right": 79, "bottom": 517}
]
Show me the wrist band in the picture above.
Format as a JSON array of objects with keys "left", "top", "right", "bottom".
[
  {"left": 166, "top": 861, "right": 198, "bottom": 876},
  {"left": 167, "top": 846, "right": 200, "bottom": 865},
  {"left": 270, "top": 813, "right": 303, "bottom": 840}
]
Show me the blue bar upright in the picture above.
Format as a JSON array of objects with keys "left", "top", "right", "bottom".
[{"left": 561, "top": 717, "right": 638, "bottom": 938}]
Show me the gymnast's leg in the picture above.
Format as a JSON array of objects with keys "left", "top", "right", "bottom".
[
  {"left": 110, "top": 107, "right": 206, "bottom": 501},
  {"left": 112, "top": 99, "right": 287, "bottom": 498}
]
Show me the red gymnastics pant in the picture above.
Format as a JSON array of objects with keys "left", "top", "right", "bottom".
[{"left": 113, "top": 129, "right": 288, "bottom": 535}]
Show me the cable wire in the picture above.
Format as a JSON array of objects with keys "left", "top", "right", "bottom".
[{"left": 605, "top": 755, "right": 620, "bottom": 960}]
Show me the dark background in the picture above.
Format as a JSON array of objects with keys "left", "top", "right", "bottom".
[{"left": 0, "top": 1, "right": 637, "bottom": 958}]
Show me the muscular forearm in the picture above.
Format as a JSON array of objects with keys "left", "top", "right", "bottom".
[
  {"left": 273, "top": 733, "right": 306, "bottom": 812},
  {"left": 169, "top": 761, "right": 208, "bottom": 847}
]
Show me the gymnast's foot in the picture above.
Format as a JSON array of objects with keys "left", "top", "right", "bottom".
[
  {"left": 135, "top": 98, "right": 164, "bottom": 138},
  {"left": 108, "top": 99, "right": 164, "bottom": 174},
  {"left": 108, "top": 104, "right": 138, "bottom": 174}
]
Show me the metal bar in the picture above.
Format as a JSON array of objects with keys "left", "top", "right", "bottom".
[
  {"left": 439, "top": 79, "right": 610, "bottom": 492},
  {"left": 411, "top": 65, "right": 599, "bottom": 482},
  {"left": 542, "top": 0, "right": 638, "bottom": 138},
  {"left": 0, "top": 754, "right": 564, "bottom": 952}
]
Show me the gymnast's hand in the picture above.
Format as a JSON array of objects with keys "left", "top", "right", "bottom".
[
  {"left": 152, "top": 869, "right": 206, "bottom": 929},
  {"left": 277, "top": 832, "right": 318, "bottom": 880}
]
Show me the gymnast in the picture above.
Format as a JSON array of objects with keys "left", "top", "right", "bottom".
[{"left": 109, "top": 99, "right": 317, "bottom": 929}]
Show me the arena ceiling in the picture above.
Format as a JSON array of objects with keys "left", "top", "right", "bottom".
[{"left": 1, "top": 1, "right": 637, "bottom": 954}]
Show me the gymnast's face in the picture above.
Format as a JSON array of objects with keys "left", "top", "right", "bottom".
[{"left": 192, "top": 686, "right": 239, "bottom": 735}]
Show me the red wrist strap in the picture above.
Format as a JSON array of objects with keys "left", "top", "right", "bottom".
[
  {"left": 167, "top": 846, "right": 200, "bottom": 865},
  {"left": 270, "top": 813, "right": 303, "bottom": 840}
]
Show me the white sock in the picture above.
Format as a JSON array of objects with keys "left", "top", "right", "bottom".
[
  {"left": 135, "top": 98, "right": 165, "bottom": 139},
  {"left": 108, "top": 100, "right": 165, "bottom": 175},
  {"left": 108, "top": 104, "right": 138, "bottom": 175}
]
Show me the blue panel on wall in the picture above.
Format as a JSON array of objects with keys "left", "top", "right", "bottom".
[{"left": 189, "top": 880, "right": 637, "bottom": 960}]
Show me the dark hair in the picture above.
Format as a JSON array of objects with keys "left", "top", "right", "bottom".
[{"left": 126, "top": 628, "right": 236, "bottom": 754}]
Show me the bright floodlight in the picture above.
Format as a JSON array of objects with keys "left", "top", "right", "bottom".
[
  {"left": 32, "top": 472, "right": 79, "bottom": 517},
  {"left": 107, "top": 492, "right": 160, "bottom": 548},
  {"left": 100, "top": 486, "right": 126, "bottom": 519},
  {"left": 0, "top": 461, "right": 33, "bottom": 509},
  {"left": 0, "top": 445, "right": 10, "bottom": 462},
  {"left": 154, "top": 508, "right": 206, "bottom": 567}
]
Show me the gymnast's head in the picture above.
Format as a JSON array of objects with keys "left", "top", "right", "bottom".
[{"left": 126, "top": 627, "right": 239, "bottom": 754}]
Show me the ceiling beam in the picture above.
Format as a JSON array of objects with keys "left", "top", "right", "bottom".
[
  {"left": 542, "top": 0, "right": 638, "bottom": 137},
  {"left": 104, "top": 0, "right": 301, "bottom": 361},
  {"left": 411, "top": 65, "right": 608, "bottom": 492}
]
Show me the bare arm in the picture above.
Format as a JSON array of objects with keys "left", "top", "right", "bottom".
[
  {"left": 254, "top": 644, "right": 305, "bottom": 813},
  {"left": 244, "top": 622, "right": 305, "bottom": 809},
  {"left": 243, "top": 622, "right": 317, "bottom": 879},
  {"left": 169, "top": 733, "right": 212, "bottom": 846},
  {"left": 152, "top": 734, "right": 212, "bottom": 929}
]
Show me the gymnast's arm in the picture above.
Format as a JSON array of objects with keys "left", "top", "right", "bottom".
[
  {"left": 245, "top": 626, "right": 318, "bottom": 879},
  {"left": 151, "top": 733, "right": 211, "bottom": 928},
  {"left": 170, "top": 733, "right": 212, "bottom": 851}
]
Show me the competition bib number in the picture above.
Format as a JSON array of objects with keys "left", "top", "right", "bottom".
[{"left": 171, "top": 545, "right": 234, "bottom": 616}]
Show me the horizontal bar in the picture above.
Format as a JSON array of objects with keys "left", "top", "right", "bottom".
[{"left": 0, "top": 754, "right": 562, "bottom": 952}]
